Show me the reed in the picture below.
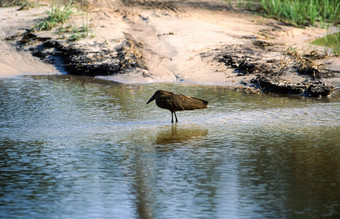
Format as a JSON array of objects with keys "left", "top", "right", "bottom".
[
  {"left": 311, "top": 32, "right": 340, "bottom": 56},
  {"left": 233, "top": 0, "right": 340, "bottom": 27},
  {"left": 260, "top": 0, "right": 339, "bottom": 27},
  {"left": 67, "top": 1, "right": 93, "bottom": 41},
  {"left": 34, "top": 0, "right": 74, "bottom": 31},
  {"left": 34, "top": 0, "right": 93, "bottom": 41}
]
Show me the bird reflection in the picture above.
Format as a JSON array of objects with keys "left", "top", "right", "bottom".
[{"left": 155, "top": 125, "right": 208, "bottom": 148}]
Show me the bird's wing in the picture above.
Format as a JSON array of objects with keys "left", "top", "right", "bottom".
[{"left": 174, "top": 94, "right": 208, "bottom": 110}]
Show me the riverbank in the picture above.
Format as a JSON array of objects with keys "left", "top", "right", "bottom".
[{"left": 1, "top": 0, "right": 339, "bottom": 96}]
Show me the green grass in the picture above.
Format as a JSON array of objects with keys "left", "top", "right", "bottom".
[
  {"left": 34, "top": 0, "right": 93, "bottom": 41},
  {"left": 230, "top": 0, "right": 340, "bottom": 27},
  {"left": 57, "top": 13, "right": 93, "bottom": 41},
  {"left": 68, "top": 25, "right": 90, "bottom": 41},
  {"left": 311, "top": 32, "right": 340, "bottom": 56},
  {"left": 260, "top": 0, "right": 339, "bottom": 27},
  {"left": 34, "top": 0, "right": 74, "bottom": 31}
]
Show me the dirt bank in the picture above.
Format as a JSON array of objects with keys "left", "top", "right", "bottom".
[
  {"left": 1, "top": 0, "right": 339, "bottom": 96},
  {"left": 0, "top": 6, "right": 58, "bottom": 77}
]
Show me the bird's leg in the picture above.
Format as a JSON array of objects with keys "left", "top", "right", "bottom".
[
  {"left": 174, "top": 112, "right": 178, "bottom": 123},
  {"left": 171, "top": 111, "right": 174, "bottom": 123}
]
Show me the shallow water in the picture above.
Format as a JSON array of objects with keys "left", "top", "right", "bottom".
[{"left": 1, "top": 75, "right": 340, "bottom": 218}]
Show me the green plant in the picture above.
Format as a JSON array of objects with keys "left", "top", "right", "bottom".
[
  {"left": 49, "top": 1, "right": 94, "bottom": 41},
  {"left": 34, "top": 0, "right": 74, "bottom": 31},
  {"left": 68, "top": 25, "right": 87, "bottom": 41},
  {"left": 262, "top": 0, "right": 340, "bottom": 27},
  {"left": 311, "top": 32, "right": 340, "bottom": 56},
  {"left": 234, "top": 0, "right": 340, "bottom": 27}
]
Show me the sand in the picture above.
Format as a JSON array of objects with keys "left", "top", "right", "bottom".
[
  {"left": 0, "top": 6, "right": 58, "bottom": 78},
  {"left": 1, "top": 0, "right": 339, "bottom": 88}
]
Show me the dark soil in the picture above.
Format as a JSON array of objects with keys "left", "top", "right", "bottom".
[
  {"left": 14, "top": 30, "right": 148, "bottom": 76},
  {"left": 208, "top": 40, "right": 337, "bottom": 97}
]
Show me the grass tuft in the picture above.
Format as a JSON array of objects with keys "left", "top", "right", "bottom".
[
  {"left": 260, "top": 0, "right": 340, "bottom": 27},
  {"left": 311, "top": 32, "right": 340, "bottom": 56},
  {"left": 34, "top": 0, "right": 74, "bottom": 31},
  {"left": 68, "top": 25, "right": 89, "bottom": 41},
  {"left": 34, "top": 0, "right": 93, "bottom": 41},
  {"left": 232, "top": 0, "right": 340, "bottom": 27}
]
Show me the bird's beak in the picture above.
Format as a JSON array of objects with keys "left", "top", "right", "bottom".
[{"left": 146, "top": 93, "right": 156, "bottom": 104}]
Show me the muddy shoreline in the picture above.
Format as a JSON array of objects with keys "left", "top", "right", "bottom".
[{"left": 1, "top": 0, "right": 340, "bottom": 97}]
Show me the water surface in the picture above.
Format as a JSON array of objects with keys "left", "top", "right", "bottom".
[{"left": 1, "top": 75, "right": 340, "bottom": 218}]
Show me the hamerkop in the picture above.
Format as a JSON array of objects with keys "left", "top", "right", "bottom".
[{"left": 146, "top": 90, "right": 208, "bottom": 123}]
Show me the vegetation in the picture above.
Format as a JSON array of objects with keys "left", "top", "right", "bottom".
[
  {"left": 33, "top": 0, "right": 92, "bottom": 41},
  {"left": 34, "top": 0, "right": 74, "bottom": 31},
  {"left": 259, "top": 0, "right": 339, "bottom": 27},
  {"left": 230, "top": 0, "right": 340, "bottom": 27},
  {"left": 311, "top": 32, "right": 340, "bottom": 56},
  {"left": 58, "top": 24, "right": 92, "bottom": 41},
  {"left": 227, "top": 0, "right": 340, "bottom": 55},
  {"left": 0, "top": 0, "right": 28, "bottom": 7}
]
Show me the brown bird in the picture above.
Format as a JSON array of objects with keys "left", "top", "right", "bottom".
[{"left": 146, "top": 90, "right": 208, "bottom": 123}]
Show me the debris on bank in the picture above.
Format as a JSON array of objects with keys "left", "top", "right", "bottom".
[
  {"left": 251, "top": 76, "right": 334, "bottom": 97},
  {"left": 13, "top": 30, "right": 148, "bottom": 76},
  {"left": 210, "top": 40, "right": 337, "bottom": 97}
]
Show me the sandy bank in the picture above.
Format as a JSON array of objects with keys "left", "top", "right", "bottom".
[
  {"left": 1, "top": 0, "right": 339, "bottom": 96},
  {"left": 0, "top": 6, "right": 58, "bottom": 78}
]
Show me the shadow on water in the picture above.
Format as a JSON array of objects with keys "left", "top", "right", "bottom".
[
  {"left": 155, "top": 125, "right": 208, "bottom": 146},
  {"left": 1, "top": 75, "right": 340, "bottom": 218}
]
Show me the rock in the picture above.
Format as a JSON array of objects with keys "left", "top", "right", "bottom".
[
  {"left": 56, "top": 34, "right": 148, "bottom": 76},
  {"left": 210, "top": 39, "right": 337, "bottom": 97},
  {"left": 252, "top": 76, "right": 334, "bottom": 97},
  {"left": 252, "top": 76, "right": 305, "bottom": 95},
  {"left": 57, "top": 42, "right": 122, "bottom": 76},
  {"left": 306, "top": 81, "right": 334, "bottom": 97},
  {"left": 12, "top": 30, "right": 148, "bottom": 76},
  {"left": 214, "top": 41, "right": 287, "bottom": 77}
]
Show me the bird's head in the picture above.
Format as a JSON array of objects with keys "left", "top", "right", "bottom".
[{"left": 146, "top": 90, "right": 172, "bottom": 104}]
